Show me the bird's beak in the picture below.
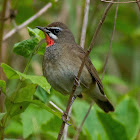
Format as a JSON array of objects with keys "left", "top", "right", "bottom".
[{"left": 36, "top": 26, "right": 50, "bottom": 33}]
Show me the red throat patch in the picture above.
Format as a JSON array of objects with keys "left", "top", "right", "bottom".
[{"left": 45, "top": 33, "right": 55, "bottom": 47}]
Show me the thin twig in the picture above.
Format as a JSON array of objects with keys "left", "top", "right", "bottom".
[
  {"left": 12, "top": 20, "right": 18, "bottom": 30},
  {"left": 74, "top": 2, "right": 119, "bottom": 139},
  {"left": 101, "top": 2, "right": 119, "bottom": 80},
  {"left": 101, "top": 0, "right": 140, "bottom": 3},
  {"left": 49, "top": 101, "right": 63, "bottom": 114},
  {"left": 3, "top": 3, "right": 52, "bottom": 41},
  {"left": 136, "top": 0, "right": 140, "bottom": 10},
  {"left": 80, "top": 0, "right": 90, "bottom": 48},
  {"left": 74, "top": 101, "right": 94, "bottom": 140},
  {"left": 62, "top": 106, "right": 72, "bottom": 140},
  {"left": 57, "top": 2, "right": 113, "bottom": 140}
]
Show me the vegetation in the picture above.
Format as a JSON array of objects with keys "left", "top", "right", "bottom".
[{"left": 0, "top": 0, "right": 140, "bottom": 140}]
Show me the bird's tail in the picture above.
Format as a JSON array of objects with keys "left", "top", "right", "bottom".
[
  {"left": 94, "top": 98, "right": 114, "bottom": 113},
  {"left": 87, "top": 83, "right": 114, "bottom": 113}
]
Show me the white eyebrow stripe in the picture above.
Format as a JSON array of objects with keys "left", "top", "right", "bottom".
[
  {"left": 47, "top": 27, "right": 63, "bottom": 31},
  {"left": 48, "top": 32, "right": 58, "bottom": 40}
]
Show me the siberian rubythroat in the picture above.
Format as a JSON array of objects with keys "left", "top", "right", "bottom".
[{"left": 36, "top": 22, "right": 114, "bottom": 113}]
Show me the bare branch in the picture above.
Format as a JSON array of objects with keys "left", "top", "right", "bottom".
[
  {"left": 136, "top": 0, "right": 140, "bottom": 10},
  {"left": 3, "top": 3, "right": 52, "bottom": 41},
  {"left": 101, "top": 2, "right": 119, "bottom": 80},
  {"left": 101, "top": 0, "right": 140, "bottom": 3},
  {"left": 80, "top": 0, "right": 90, "bottom": 48},
  {"left": 49, "top": 101, "right": 63, "bottom": 114},
  {"left": 57, "top": 2, "right": 113, "bottom": 140},
  {"left": 11, "top": 20, "right": 18, "bottom": 30},
  {"left": 62, "top": 106, "right": 72, "bottom": 140},
  {"left": 74, "top": 2, "right": 119, "bottom": 139}
]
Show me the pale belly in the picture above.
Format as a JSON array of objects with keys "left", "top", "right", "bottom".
[{"left": 43, "top": 61, "right": 92, "bottom": 96}]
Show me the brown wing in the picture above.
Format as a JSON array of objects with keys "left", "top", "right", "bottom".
[{"left": 74, "top": 46, "right": 104, "bottom": 95}]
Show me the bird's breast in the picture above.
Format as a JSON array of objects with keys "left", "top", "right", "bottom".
[
  {"left": 42, "top": 43, "right": 93, "bottom": 95},
  {"left": 43, "top": 57, "right": 92, "bottom": 95}
]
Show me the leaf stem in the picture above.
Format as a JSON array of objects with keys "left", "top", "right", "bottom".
[{"left": 23, "top": 52, "right": 34, "bottom": 74}]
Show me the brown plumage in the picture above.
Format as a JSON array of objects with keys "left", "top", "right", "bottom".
[{"left": 36, "top": 22, "right": 114, "bottom": 113}]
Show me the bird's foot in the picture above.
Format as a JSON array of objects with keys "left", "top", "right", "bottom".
[
  {"left": 62, "top": 112, "right": 71, "bottom": 125},
  {"left": 70, "top": 96, "right": 76, "bottom": 106},
  {"left": 74, "top": 76, "right": 80, "bottom": 87}
]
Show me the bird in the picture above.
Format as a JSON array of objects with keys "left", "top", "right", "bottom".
[{"left": 36, "top": 22, "right": 114, "bottom": 113}]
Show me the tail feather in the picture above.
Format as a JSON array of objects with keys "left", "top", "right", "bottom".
[{"left": 94, "top": 99, "right": 114, "bottom": 113}]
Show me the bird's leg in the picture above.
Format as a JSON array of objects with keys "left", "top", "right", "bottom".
[
  {"left": 62, "top": 96, "right": 76, "bottom": 125},
  {"left": 74, "top": 75, "right": 80, "bottom": 87},
  {"left": 62, "top": 112, "right": 70, "bottom": 125},
  {"left": 70, "top": 95, "right": 76, "bottom": 106},
  {"left": 74, "top": 75, "right": 88, "bottom": 88},
  {"left": 62, "top": 75, "right": 79, "bottom": 125}
]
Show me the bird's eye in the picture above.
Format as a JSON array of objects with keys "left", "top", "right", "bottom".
[{"left": 53, "top": 29, "right": 60, "bottom": 34}]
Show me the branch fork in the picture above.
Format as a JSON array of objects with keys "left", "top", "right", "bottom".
[{"left": 62, "top": 112, "right": 71, "bottom": 125}]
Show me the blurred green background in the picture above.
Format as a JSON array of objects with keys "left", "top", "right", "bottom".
[{"left": 0, "top": 0, "right": 140, "bottom": 140}]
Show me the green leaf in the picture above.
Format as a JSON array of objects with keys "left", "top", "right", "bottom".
[
  {"left": 5, "top": 98, "right": 30, "bottom": 117},
  {"left": 0, "top": 80, "right": 6, "bottom": 94},
  {"left": 114, "top": 96, "right": 140, "bottom": 140},
  {"left": 4, "top": 84, "right": 36, "bottom": 117},
  {"left": 13, "top": 38, "right": 38, "bottom": 57},
  {"left": 41, "top": 116, "right": 61, "bottom": 133},
  {"left": 73, "top": 99, "right": 136, "bottom": 140},
  {"left": 27, "top": 27, "right": 46, "bottom": 55},
  {"left": 38, "top": 42, "right": 46, "bottom": 55},
  {"left": 34, "top": 86, "right": 50, "bottom": 103},
  {"left": 27, "top": 27, "right": 40, "bottom": 39},
  {"left": 73, "top": 100, "right": 108, "bottom": 140},
  {"left": 97, "top": 111, "right": 128, "bottom": 140},
  {"left": 13, "top": 27, "right": 45, "bottom": 58},
  {"left": 21, "top": 104, "right": 53, "bottom": 138},
  {"left": 4, "top": 118, "right": 23, "bottom": 136},
  {"left": 29, "top": 100, "right": 62, "bottom": 119},
  {"left": 1, "top": 64, "right": 19, "bottom": 79},
  {"left": 14, "top": 84, "right": 36, "bottom": 103},
  {"left": 27, "top": 27, "right": 45, "bottom": 41},
  {"left": 1, "top": 63, "right": 51, "bottom": 93},
  {"left": 18, "top": 74, "right": 51, "bottom": 93},
  {"left": 5, "top": 99, "right": 62, "bottom": 120}
]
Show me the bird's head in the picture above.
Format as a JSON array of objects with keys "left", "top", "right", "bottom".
[{"left": 36, "top": 22, "right": 75, "bottom": 47}]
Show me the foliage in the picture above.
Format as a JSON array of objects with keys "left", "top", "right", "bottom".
[
  {"left": 0, "top": 0, "right": 140, "bottom": 140},
  {"left": 0, "top": 80, "right": 6, "bottom": 94}
]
